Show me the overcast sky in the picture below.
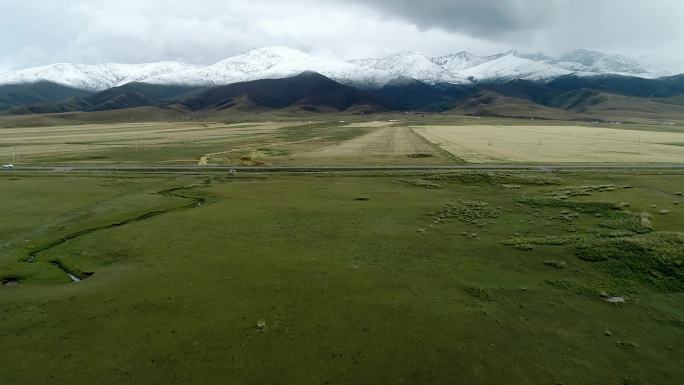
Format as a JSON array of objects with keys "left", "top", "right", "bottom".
[{"left": 1, "top": 0, "right": 683, "bottom": 72}]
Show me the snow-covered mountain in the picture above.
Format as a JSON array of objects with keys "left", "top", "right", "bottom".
[
  {"left": 432, "top": 52, "right": 495, "bottom": 72},
  {"left": 353, "top": 49, "right": 673, "bottom": 82},
  {"left": 0, "top": 48, "right": 393, "bottom": 91},
  {"left": 550, "top": 49, "right": 670, "bottom": 79},
  {"left": 430, "top": 51, "right": 568, "bottom": 81},
  {"left": 347, "top": 52, "right": 469, "bottom": 84},
  {"left": 145, "top": 47, "right": 392, "bottom": 89},
  {"left": 0, "top": 62, "right": 200, "bottom": 91},
  {"left": 0, "top": 47, "right": 676, "bottom": 91},
  {"left": 352, "top": 50, "right": 572, "bottom": 83},
  {"left": 458, "top": 53, "right": 574, "bottom": 82}
]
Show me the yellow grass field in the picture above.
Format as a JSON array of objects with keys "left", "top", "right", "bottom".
[
  {"left": 3, "top": 119, "right": 684, "bottom": 165},
  {"left": 412, "top": 124, "right": 684, "bottom": 163},
  {"left": 0, "top": 121, "right": 299, "bottom": 162},
  {"left": 0, "top": 119, "right": 454, "bottom": 165}
]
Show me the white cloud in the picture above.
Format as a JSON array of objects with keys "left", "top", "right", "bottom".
[{"left": 0, "top": 0, "right": 682, "bottom": 73}]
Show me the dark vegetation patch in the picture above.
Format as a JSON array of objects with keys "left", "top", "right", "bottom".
[
  {"left": 574, "top": 233, "right": 684, "bottom": 292},
  {"left": 615, "top": 341, "right": 640, "bottom": 350},
  {"left": 431, "top": 200, "right": 502, "bottom": 225},
  {"left": 544, "top": 260, "right": 567, "bottom": 269},
  {"left": 518, "top": 197, "right": 622, "bottom": 214},
  {"left": 398, "top": 179, "right": 442, "bottom": 189},
  {"left": 556, "top": 209, "right": 580, "bottom": 222},
  {"left": 598, "top": 211, "right": 652, "bottom": 234},
  {"left": 49, "top": 260, "right": 95, "bottom": 281},
  {"left": 543, "top": 277, "right": 622, "bottom": 299},
  {"left": 503, "top": 235, "right": 579, "bottom": 248},
  {"left": 507, "top": 192, "right": 683, "bottom": 292},
  {"left": 78, "top": 156, "right": 109, "bottom": 161},
  {"left": 425, "top": 172, "right": 563, "bottom": 186},
  {"left": 547, "top": 184, "right": 620, "bottom": 198},
  {"left": 406, "top": 153, "right": 434, "bottom": 158},
  {"left": 545, "top": 278, "right": 574, "bottom": 290},
  {"left": 460, "top": 285, "right": 493, "bottom": 301},
  {"left": 1, "top": 275, "right": 22, "bottom": 286}
]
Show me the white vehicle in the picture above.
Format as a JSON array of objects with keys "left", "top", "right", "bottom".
[{"left": 2, "top": 164, "right": 15, "bottom": 168}]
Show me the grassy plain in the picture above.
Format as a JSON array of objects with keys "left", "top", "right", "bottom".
[{"left": 1, "top": 171, "right": 683, "bottom": 384}]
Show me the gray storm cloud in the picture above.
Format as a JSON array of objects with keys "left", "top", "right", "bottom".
[
  {"left": 1, "top": 0, "right": 683, "bottom": 72},
  {"left": 344, "top": 0, "right": 683, "bottom": 48},
  {"left": 338, "top": 0, "right": 557, "bottom": 37}
]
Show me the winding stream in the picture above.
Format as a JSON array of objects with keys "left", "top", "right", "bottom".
[{"left": 25, "top": 185, "right": 208, "bottom": 282}]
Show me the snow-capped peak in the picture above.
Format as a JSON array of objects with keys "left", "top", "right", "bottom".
[
  {"left": 504, "top": 50, "right": 551, "bottom": 62},
  {"left": 210, "top": 47, "right": 313, "bottom": 73},
  {"left": 0, "top": 47, "right": 677, "bottom": 92},
  {"left": 558, "top": 49, "right": 607, "bottom": 66},
  {"left": 551, "top": 49, "right": 672, "bottom": 78},
  {"left": 0, "top": 61, "right": 200, "bottom": 91},
  {"left": 432, "top": 52, "right": 488, "bottom": 72},
  {"left": 353, "top": 51, "right": 469, "bottom": 84},
  {"left": 145, "top": 47, "right": 394, "bottom": 89},
  {"left": 458, "top": 53, "right": 573, "bottom": 82}
]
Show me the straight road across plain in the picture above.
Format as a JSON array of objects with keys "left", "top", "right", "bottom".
[{"left": 2, "top": 164, "right": 684, "bottom": 175}]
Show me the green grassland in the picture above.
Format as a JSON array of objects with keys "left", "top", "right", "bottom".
[{"left": 1, "top": 171, "right": 682, "bottom": 384}]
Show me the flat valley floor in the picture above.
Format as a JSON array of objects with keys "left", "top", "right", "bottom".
[
  {"left": 1, "top": 171, "right": 683, "bottom": 385},
  {"left": 3, "top": 118, "right": 684, "bottom": 166}
]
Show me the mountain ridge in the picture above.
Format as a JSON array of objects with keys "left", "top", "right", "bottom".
[
  {"left": 4, "top": 71, "right": 684, "bottom": 125},
  {"left": 0, "top": 47, "right": 677, "bottom": 92}
]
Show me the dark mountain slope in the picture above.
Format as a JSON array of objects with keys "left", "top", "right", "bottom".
[
  {"left": 176, "top": 72, "right": 388, "bottom": 112},
  {"left": 87, "top": 83, "right": 199, "bottom": 110},
  {"left": 3, "top": 72, "right": 684, "bottom": 123},
  {"left": 547, "top": 75, "right": 684, "bottom": 98},
  {"left": 477, "top": 80, "right": 560, "bottom": 106},
  {"left": 471, "top": 78, "right": 684, "bottom": 122},
  {"left": 0, "top": 82, "right": 92, "bottom": 111},
  {"left": 3, "top": 83, "right": 200, "bottom": 115},
  {"left": 372, "top": 77, "right": 469, "bottom": 111},
  {"left": 450, "top": 89, "right": 578, "bottom": 120},
  {"left": 561, "top": 91, "right": 684, "bottom": 121}
]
